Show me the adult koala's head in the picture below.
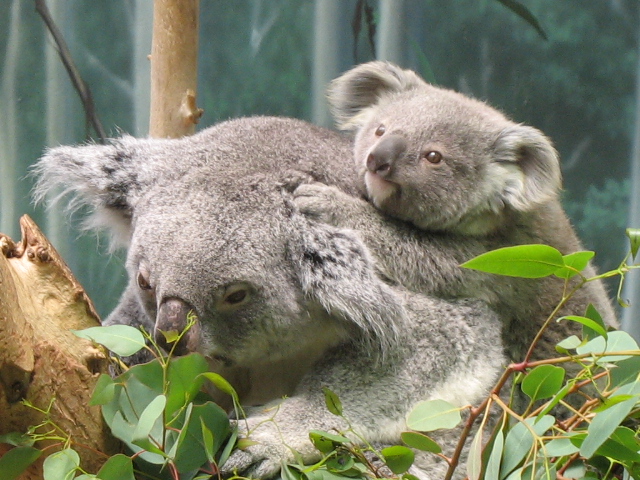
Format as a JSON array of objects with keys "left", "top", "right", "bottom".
[
  {"left": 328, "top": 61, "right": 562, "bottom": 236},
  {"left": 33, "top": 117, "right": 403, "bottom": 368}
]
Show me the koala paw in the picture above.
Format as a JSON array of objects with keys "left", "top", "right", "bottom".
[
  {"left": 222, "top": 418, "right": 307, "bottom": 479},
  {"left": 293, "top": 183, "right": 354, "bottom": 226}
]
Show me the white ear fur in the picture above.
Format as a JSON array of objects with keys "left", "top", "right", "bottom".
[
  {"left": 490, "top": 125, "right": 562, "bottom": 211},
  {"left": 32, "top": 141, "right": 139, "bottom": 250},
  {"left": 327, "top": 61, "right": 426, "bottom": 130}
]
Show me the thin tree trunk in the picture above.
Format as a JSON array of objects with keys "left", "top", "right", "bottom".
[
  {"left": 134, "top": 0, "right": 153, "bottom": 137},
  {"left": 621, "top": 16, "right": 640, "bottom": 342},
  {"left": 376, "top": 0, "right": 405, "bottom": 64},
  {"left": 149, "top": 0, "right": 202, "bottom": 138}
]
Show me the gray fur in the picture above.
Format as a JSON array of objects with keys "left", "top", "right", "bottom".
[
  {"left": 34, "top": 116, "right": 504, "bottom": 479},
  {"left": 296, "top": 61, "right": 617, "bottom": 366}
]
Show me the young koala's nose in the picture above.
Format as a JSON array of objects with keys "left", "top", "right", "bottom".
[
  {"left": 155, "top": 298, "right": 193, "bottom": 356},
  {"left": 366, "top": 134, "right": 408, "bottom": 177}
]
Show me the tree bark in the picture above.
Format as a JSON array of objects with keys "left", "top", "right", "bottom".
[
  {"left": 0, "top": 215, "right": 118, "bottom": 477},
  {"left": 149, "top": 0, "right": 202, "bottom": 138}
]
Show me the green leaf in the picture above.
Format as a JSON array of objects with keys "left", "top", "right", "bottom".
[
  {"left": 406, "top": 399, "right": 462, "bottom": 431},
  {"left": 494, "top": 0, "right": 548, "bottom": 40},
  {"left": 96, "top": 454, "right": 135, "bottom": 480},
  {"left": 536, "top": 382, "right": 572, "bottom": 420},
  {"left": 325, "top": 453, "right": 355, "bottom": 473},
  {"left": 626, "top": 228, "right": 640, "bottom": 260},
  {"left": 555, "top": 335, "right": 582, "bottom": 353},
  {"left": 400, "top": 431, "right": 441, "bottom": 453},
  {"left": 132, "top": 394, "right": 166, "bottom": 445},
  {"left": 165, "top": 353, "right": 208, "bottom": 418},
  {"left": 521, "top": 365, "right": 565, "bottom": 402},
  {"left": 73, "top": 325, "right": 146, "bottom": 357},
  {"left": 0, "top": 432, "right": 34, "bottom": 447},
  {"left": 43, "top": 448, "right": 80, "bottom": 480},
  {"left": 200, "top": 372, "right": 239, "bottom": 400},
  {"left": 557, "top": 316, "right": 607, "bottom": 340},
  {"left": 544, "top": 437, "right": 579, "bottom": 457},
  {"left": 217, "top": 428, "right": 238, "bottom": 468},
  {"left": 553, "top": 251, "right": 594, "bottom": 279},
  {"left": 594, "top": 427, "right": 640, "bottom": 465},
  {"left": 576, "top": 330, "right": 639, "bottom": 364},
  {"left": 610, "top": 356, "right": 640, "bottom": 388},
  {"left": 322, "top": 387, "right": 343, "bottom": 416},
  {"left": 499, "top": 416, "right": 554, "bottom": 479},
  {"left": 381, "top": 446, "right": 414, "bottom": 474},
  {"left": 172, "top": 402, "right": 230, "bottom": 473},
  {"left": 485, "top": 429, "right": 504, "bottom": 480},
  {"left": 90, "top": 373, "right": 117, "bottom": 406},
  {"left": 580, "top": 396, "right": 639, "bottom": 458},
  {"left": 158, "top": 329, "right": 180, "bottom": 344},
  {"left": 308, "top": 430, "right": 351, "bottom": 454},
  {"left": 466, "top": 423, "right": 483, "bottom": 480},
  {"left": 583, "top": 304, "right": 607, "bottom": 341},
  {"left": 0, "top": 446, "right": 42, "bottom": 480},
  {"left": 461, "top": 245, "right": 564, "bottom": 278}
]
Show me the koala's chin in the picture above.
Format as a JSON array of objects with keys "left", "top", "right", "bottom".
[{"left": 364, "top": 171, "right": 399, "bottom": 210}]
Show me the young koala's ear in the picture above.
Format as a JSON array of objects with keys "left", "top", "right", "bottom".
[
  {"left": 490, "top": 124, "right": 562, "bottom": 211},
  {"left": 327, "top": 61, "right": 426, "bottom": 130},
  {"left": 32, "top": 139, "right": 141, "bottom": 249},
  {"left": 288, "top": 217, "right": 405, "bottom": 360}
]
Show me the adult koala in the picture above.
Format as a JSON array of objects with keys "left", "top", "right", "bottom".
[
  {"left": 34, "top": 116, "right": 504, "bottom": 479},
  {"left": 295, "top": 61, "right": 617, "bottom": 365}
]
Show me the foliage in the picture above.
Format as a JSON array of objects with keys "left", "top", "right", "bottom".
[{"left": 2, "top": 236, "right": 640, "bottom": 479}]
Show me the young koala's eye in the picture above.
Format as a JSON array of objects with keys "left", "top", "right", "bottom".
[
  {"left": 422, "top": 151, "right": 443, "bottom": 164},
  {"left": 374, "top": 124, "right": 386, "bottom": 137},
  {"left": 137, "top": 270, "right": 152, "bottom": 291}
]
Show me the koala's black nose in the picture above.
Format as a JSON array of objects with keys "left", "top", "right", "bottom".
[
  {"left": 155, "top": 298, "right": 194, "bottom": 356},
  {"left": 366, "top": 134, "right": 408, "bottom": 177}
]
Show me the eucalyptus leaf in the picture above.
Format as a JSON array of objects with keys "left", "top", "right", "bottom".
[
  {"left": 90, "top": 373, "right": 117, "bottom": 406},
  {"left": 485, "top": 429, "right": 504, "bottom": 480},
  {"left": 406, "top": 399, "right": 462, "bottom": 431},
  {"left": 626, "top": 228, "right": 640, "bottom": 259},
  {"left": 381, "top": 446, "right": 414, "bottom": 474},
  {"left": 555, "top": 335, "right": 582, "bottom": 353},
  {"left": 583, "top": 304, "right": 607, "bottom": 341},
  {"left": 466, "top": 424, "right": 483, "bottom": 480},
  {"left": 580, "top": 395, "right": 638, "bottom": 458},
  {"left": 544, "top": 438, "right": 579, "bottom": 457},
  {"left": 0, "top": 446, "right": 42, "bottom": 480},
  {"left": 461, "top": 245, "right": 564, "bottom": 278},
  {"left": 557, "top": 316, "right": 607, "bottom": 340},
  {"left": 0, "top": 432, "right": 34, "bottom": 447},
  {"left": 43, "top": 448, "right": 80, "bottom": 480},
  {"left": 610, "top": 356, "right": 640, "bottom": 387},
  {"left": 73, "top": 325, "right": 146, "bottom": 357},
  {"left": 309, "top": 430, "right": 351, "bottom": 454},
  {"left": 400, "top": 431, "right": 441, "bottom": 453},
  {"left": 521, "top": 365, "right": 565, "bottom": 402},
  {"left": 576, "top": 330, "right": 639, "bottom": 364},
  {"left": 96, "top": 454, "right": 135, "bottom": 480},
  {"left": 165, "top": 353, "right": 208, "bottom": 418},
  {"left": 499, "top": 416, "right": 554, "bottom": 479},
  {"left": 325, "top": 453, "right": 355, "bottom": 473},
  {"left": 200, "top": 372, "right": 239, "bottom": 401},
  {"left": 553, "top": 251, "right": 594, "bottom": 279},
  {"left": 322, "top": 387, "right": 343, "bottom": 416}
]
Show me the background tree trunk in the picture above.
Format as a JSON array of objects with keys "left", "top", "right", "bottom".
[{"left": 149, "top": 0, "right": 202, "bottom": 138}]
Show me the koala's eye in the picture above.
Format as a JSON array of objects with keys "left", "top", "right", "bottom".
[
  {"left": 223, "top": 288, "right": 249, "bottom": 305},
  {"left": 423, "top": 151, "right": 443, "bottom": 164},
  {"left": 137, "top": 271, "right": 152, "bottom": 291},
  {"left": 374, "top": 124, "right": 386, "bottom": 137}
]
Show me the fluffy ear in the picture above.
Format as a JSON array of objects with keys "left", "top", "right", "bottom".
[
  {"left": 288, "top": 217, "right": 405, "bottom": 360},
  {"left": 327, "top": 61, "right": 426, "bottom": 130},
  {"left": 32, "top": 138, "right": 142, "bottom": 249},
  {"left": 490, "top": 124, "right": 562, "bottom": 211}
]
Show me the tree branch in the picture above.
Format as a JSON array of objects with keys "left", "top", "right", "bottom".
[{"left": 34, "top": 0, "right": 107, "bottom": 142}]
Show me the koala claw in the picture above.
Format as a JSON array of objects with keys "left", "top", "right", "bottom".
[{"left": 293, "top": 183, "right": 352, "bottom": 226}]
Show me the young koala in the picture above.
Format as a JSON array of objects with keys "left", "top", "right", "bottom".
[
  {"left": 295, "top": 61, "right": 617, "bottom": 364},
  {"left": 34, "top": 116, "right": 504, "bottom": 479}
]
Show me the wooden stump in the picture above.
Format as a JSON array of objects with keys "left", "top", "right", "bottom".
[{"left": 0, "top": 215, "right": 118, "bottom": 478}]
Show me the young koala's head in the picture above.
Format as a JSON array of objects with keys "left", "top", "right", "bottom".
[
  {"left": 33, "top": 118, "right": 404, "bottom": 368},
  {"left": 328, "top": 61, "right": 562, "bottom": 235}
]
